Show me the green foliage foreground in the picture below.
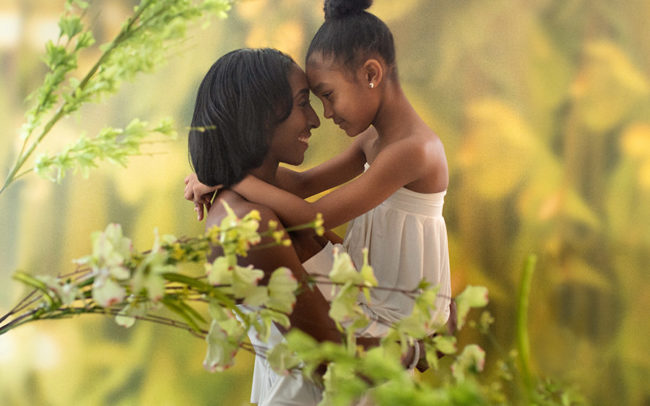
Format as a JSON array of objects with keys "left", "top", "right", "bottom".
[
  {"left": 1, "top": 204, "right": 581, "bottom": 405},
  {"left": 0, "top": 0, "right": 588, "bottom": 404}
]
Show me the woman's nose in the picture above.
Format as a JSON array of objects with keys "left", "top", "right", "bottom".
[{"left": 308, "top": 105, "right": 320, "bottom": 129}]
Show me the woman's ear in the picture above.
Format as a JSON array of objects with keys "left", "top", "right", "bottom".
[{"left": 361, "top": 59, "right": 383, "bottom": 89}]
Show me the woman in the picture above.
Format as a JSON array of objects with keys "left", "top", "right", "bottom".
[
  {"left": 189, "top": 48, "right": 357, "bottom": 405},
  {"left": 188, "top": 47, "right": 339, "bottom": 332}
]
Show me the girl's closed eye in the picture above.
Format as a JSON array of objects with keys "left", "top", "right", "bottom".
[{"left": 321, "top": 91, "right": 332, "bottom": 100}]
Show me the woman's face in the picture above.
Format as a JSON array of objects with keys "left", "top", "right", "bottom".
[
  {"left": 268, "top": 65, "right": 320, "bottom": 165},
  {"left": 306, "top": 53, "right": 377, "bottom": 137}
]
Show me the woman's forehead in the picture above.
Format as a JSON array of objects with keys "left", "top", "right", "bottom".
[{"left": 289, "top": 65, "right": 308, "bottom": 92}]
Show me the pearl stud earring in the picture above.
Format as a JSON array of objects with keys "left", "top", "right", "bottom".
[{"left": 369, "top": 82, "right": 374, "bottom": 89}]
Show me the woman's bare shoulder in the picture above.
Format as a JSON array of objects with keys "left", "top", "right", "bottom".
[
  {"left": 205, "top": 191, "right": 296, "bottom": 272},
  {"left": 206, "top": 190, "right": 281, "bottom": 232}
]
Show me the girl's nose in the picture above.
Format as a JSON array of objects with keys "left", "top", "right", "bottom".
[{"left": 322, "top": 103, "right": 334, "bottom": 119}]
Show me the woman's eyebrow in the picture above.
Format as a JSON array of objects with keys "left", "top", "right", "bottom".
[{"left": 294, "top": 88, "right": 310, "bottom": 98}]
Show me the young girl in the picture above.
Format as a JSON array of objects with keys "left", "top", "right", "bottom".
[{"left": 188, "top": 0, "right": 451, "bottom": 337}]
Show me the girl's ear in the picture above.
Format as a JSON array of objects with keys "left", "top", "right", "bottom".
[{"left": 361, "top": 59, "right": 383, "bottom": 89}]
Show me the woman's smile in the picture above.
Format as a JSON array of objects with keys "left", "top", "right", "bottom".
[{"left": 298, "top": 133, "right": 310, "bottom": 146}]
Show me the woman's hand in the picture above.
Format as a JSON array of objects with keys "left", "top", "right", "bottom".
[{"left": 184, "top": 173, "right": 220, "bottom": 221}]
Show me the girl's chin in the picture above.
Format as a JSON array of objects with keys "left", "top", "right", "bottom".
[{"left": 345, "top": 127, "right": 364, "bottom": 137}]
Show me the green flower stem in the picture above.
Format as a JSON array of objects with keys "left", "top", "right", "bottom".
[
  {"left": 0, "top": 300, "right": 205, "bottom": 338},
  {"left": 0, "top": 290, "right": 38, "bottom": 325},
  {"left": 0, "top": 310, "right": 39, "bottom": 335},
  {"left": 516, "top": 254, "right": 536, "bottom": 395},
  {"left": 16, "top": 32, "right": 76, "bottom": 151}
]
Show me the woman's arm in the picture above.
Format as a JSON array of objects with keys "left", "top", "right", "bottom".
[
  {"left": 234, "top": 135, "right": 441, "bottom": 230},
  {"left": 237, "top": 205, "right": 342, "bottom": 343}
]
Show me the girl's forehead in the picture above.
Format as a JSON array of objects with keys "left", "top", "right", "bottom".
[
  {"left": 306, "top": 52, "right": 341, "bottom": 72},
  {"left": 306, "top": 63, "right": 356, "bottom": 91}
]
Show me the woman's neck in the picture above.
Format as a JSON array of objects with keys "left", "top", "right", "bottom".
[
  {"left": 372, "top": 81, "right": 420, "bottom": 142},
  {"left": 248, "top": 158, "right": 279, "bottom": 186}
]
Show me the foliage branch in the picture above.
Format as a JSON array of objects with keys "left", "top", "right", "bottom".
[{"left": 0, "top": 0, "right": 233, "bottom": 194}]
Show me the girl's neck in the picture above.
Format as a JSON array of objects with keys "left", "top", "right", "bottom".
[{"left": 372, "top": 81, "right": 420, "bottom": 142}]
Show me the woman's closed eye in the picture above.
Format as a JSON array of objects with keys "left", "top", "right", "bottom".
[{"left": 321, "top": 91, "right": 332, "bottom": 100}]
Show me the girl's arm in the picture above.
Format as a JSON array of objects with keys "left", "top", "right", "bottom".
[
  {"left": 234, "top": 135, "right": 442, "bottom": 230},
  {"left": 184, "top": 173, "right": 220, "bottom": 221},
  {"left": 184, "top": 130, "right": 367, "bottom": 219},
  {"left": 273, "top": 128, "right": 370, "bottom": 198}
]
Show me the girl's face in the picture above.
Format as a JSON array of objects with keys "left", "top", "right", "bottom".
[
  {"left": 268, "top": 66, "right": 320, "bottom": 165},
  {"left": 306, "top": 53, "right": 378, "bottom": 137}
]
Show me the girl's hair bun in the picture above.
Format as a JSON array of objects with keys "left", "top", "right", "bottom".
[{"left": 324, "top": 0, "right": 373, "bottom": 20}]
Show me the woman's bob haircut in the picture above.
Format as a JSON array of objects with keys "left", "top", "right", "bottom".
[{"left": 189, "top": 48, "right": 296, "bottom": 188}]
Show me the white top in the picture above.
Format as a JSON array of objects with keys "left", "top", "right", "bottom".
[
  {"left": 240, "top": 248, "right": 336, "bottom": 405},
  {"left": 241, "top": 310, "right": 322, "bottom": 406},
  {"left": 343, "top": 176, "right": 452, "bottom": 337}
]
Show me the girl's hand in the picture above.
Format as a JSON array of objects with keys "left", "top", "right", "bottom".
[{"left": 184, "top": 173, "right": 220, "bottom": 221}]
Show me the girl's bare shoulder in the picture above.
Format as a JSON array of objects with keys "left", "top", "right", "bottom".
[
  {"left": 357, "top": 125, "right": 378, "bottom": 151},
  {"left": 390, "top": 127, "right": 445, "bottom": 165}
]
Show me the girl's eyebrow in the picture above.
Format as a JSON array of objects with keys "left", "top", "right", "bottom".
[{"left": 310, "top": 83, "right": 326, "bottom": 94}]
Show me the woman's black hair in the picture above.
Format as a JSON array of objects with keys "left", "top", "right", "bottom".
[
  {"left": 188, "top": 48, "right": 296, "bottom": 187},
  {"left": 307, "top": 0, "right": 396, "bottom": 76}
]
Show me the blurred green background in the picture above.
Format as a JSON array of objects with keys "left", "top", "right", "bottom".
[{"left": 1, "top": 0, "right": 649, "bottom": 404}]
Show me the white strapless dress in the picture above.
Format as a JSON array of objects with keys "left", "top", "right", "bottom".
[{"left": 343, "top": 183, "right": 452, "bottom": 337}]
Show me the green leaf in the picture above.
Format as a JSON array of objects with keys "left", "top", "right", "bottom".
[
  {"left": 243, "top": 286, "right": 269, "bottom": 307},
  {"left": 433, "top": 335, "right": 457, "bottom": 355},
  {"left": 203, "top": 319, "right": 239, "bottom": 372},
  {"left": 65, "top": 0, "right": 89, "bottom": 10},
  {"left": 359, "top": 346, "right": 405, "bottom": 382},
  {"left": 329, "top": 248, "right": 363, "bottom": 285},
  {"left": 266, "top": 342, "right": 301, "bottom": 375},
  {"left": 161, "top": 297, "right": 202, "bottom": 333},
  {"left": 176, "top": 299, "right": 206, "bottom": 325},
  {"left": 75, "top": 31, "right": 95, "bottom": 51},
  {"left": 59, "top": 16, "right": 83, "bottom": 39},
  {"left": 267, "top": 267, "right": 298, "bottom": 313},
  {"left": 329, "top": 282, "right": 366, "bottom": 328},
  {"left": 231, "top": 265, "right": 265, "bottom": 299},
  {"left": 451, "top": 344, "right": 486, "bottom": 381},
  {"left": 163, "top": 272, "right": 210, "bottom": 291},
  {"left": 12, "top": 271, "right": 59, "bottom": 308},
  {"left": 44, "top": 41, "right": 69, "bottom": 69},
  {"left": 455, "top": 285, "right": 489, "bottom": 330}
]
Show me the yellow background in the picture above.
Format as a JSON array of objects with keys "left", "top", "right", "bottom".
[{"left": 1, "top": 0, "right": 649, "bottom": 404}]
